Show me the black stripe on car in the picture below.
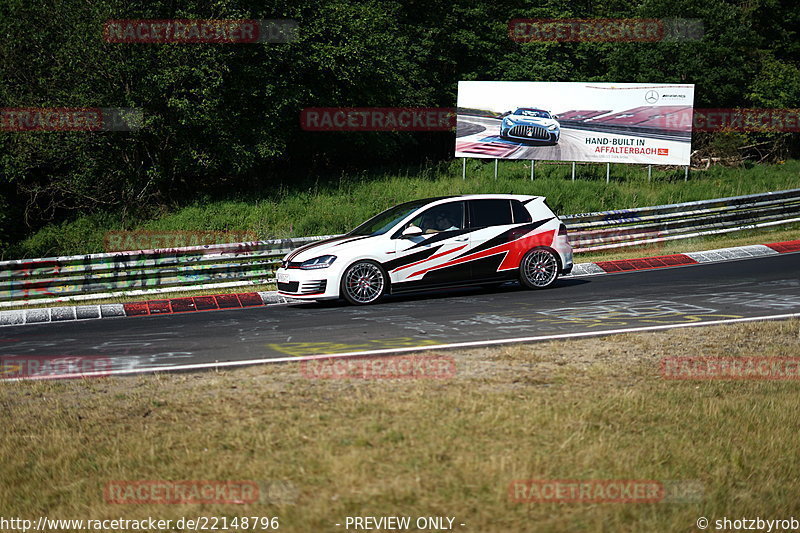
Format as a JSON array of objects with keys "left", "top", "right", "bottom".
[
  {"left": 333, "top": 235, "right": 373, "bottom": 247},
  {"left": 452, "top": 218, "right": 553, "bottom": 259},
  {"left": 391, "top": 255, "right": 510, "bottom": 293},
  {"left": 285, "top": 236, "right": 352, "bottom": 262},
  {"left": 407, "top": 228, "right": 476, "bottom": 250},
  {"left": 382, "top": 245, "right": 442, "bottom": 271}
]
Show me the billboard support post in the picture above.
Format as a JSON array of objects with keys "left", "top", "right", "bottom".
[
  {"left": 606, "top": 163, "right": 610, "bottom": 184},
  {"left": 462, "top": 158, "right": 466, "bottom": 180},
  {"left": 648, "top": 165, "right": 652, "bottom": 182},
  {"left": 530, "top": 160, "right": 534, "bottom": 181},
  {"left": 494, "top": 159, "right": 498, "bottom": 179},
  {"left": 685, "top": 166, "right": 689, "bottom": 181},
  {"left": 571, "top": 162, "right": 576, "bottom": 181}
]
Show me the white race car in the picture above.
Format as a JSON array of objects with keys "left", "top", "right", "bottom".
[{"left": 275, "top": 194, "right": 573, "bottom": 305}]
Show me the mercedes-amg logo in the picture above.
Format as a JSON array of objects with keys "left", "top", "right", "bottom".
[{"left": 645, "top": 90, "right": 659, "bottom": 104}]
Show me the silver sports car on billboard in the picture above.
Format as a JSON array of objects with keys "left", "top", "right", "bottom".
[{"left": 500, "top": 108, "right": 560, "bottom": 144}]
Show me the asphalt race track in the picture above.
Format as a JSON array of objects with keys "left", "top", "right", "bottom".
[{"left": 2, "top": 253, "right": 799, "bottom": 377}]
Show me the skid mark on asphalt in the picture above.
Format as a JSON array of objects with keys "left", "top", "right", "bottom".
[
  {"left": 444, "top": 299, "right": 745, "bottom": 331},
  {"left": 266, "top": 338, "right": 441, "bottom": 357},
  {"left": 702, "top": 292, "right": 800, "bottom": 310},
  {"left": 451, "top": 314, "right": 530, "bottom": 326},
  {"left": 351, "top": 314, "right": 461, "bottom": 337}
]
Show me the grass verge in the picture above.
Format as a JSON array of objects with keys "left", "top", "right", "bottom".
[
  {"left": 2, "top": 319, "right": 799, "bottom": 531},
  {"left": 7, "top": 159, "right": 800, "bottom": 260}
]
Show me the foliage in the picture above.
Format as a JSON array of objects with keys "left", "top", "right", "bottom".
[
  {"left": 0, "top": 0, "right": 797, "bottom": 252},
  {"left": 8, "top": 158, "right": 799, "bottom": 259}
]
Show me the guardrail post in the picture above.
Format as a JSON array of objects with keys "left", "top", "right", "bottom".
[
  {"left": 606, "top": 163, "right": 610, "bottom": 184},
  {"left": 648, "top": 165, "right": 652, "bottom": 182},
  {"left": 571, "top": 162, "right": 576, "bottom": 181},
  {"left": 494, "top": 159, "right": 498, "bottom": 179},
  {"left": 530, "top": 160, "right": 535, "bottom": 181},
  {"left": 685, "top": 165, "right": 689, "bottom": 181},
  {"left": 462, "top": 158, "right": 466, "bottom": 180}
]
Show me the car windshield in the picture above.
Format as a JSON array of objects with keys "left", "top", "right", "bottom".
[
  {"left": 515, "top": 109, "right": 551, "bottom": 119},
  {"left": 348, "top": 199, "right": 431, "bottom": 236}
]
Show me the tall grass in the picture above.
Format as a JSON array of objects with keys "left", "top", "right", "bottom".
[
  {"left": 2, "top": 320, "right": 800, "bottom": 531},
  {"left": 8, "top": 159, "right": 800, "bottom": 259}
]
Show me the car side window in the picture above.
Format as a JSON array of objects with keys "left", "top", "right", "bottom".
[
  {"left": 511, "top": 200, "right": 532, "bottom": 223},
  {"left": 407, "top": 202, "right": 465, "bottom": 234},
  {"left": 468, "top": 199, "right": 513, "bottom": 228}
]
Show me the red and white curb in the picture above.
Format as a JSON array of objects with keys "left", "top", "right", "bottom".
[
  {"left": 568, "top": 241, "right": 799, "bottom": 276},
  {"left": 1, "top": 239, "right": 798, "bottom": 327},
  {"left": 0, "top": 292, "right": 293, "bottom": 327}
]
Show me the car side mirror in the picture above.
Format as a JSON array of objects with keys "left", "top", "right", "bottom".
[{"left": 402, "top": 225, "right": 423, "bottom": 238}]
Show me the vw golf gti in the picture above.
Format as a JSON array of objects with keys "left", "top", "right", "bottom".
[{"left": 276, "top": 194, "right": 573, "bottom": 305}]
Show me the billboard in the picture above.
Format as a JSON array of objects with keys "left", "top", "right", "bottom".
[{"left": 456, "top": 81, "right": 694, "bottom": 165}]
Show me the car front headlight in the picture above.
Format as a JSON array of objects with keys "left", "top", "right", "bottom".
[
  {"left": 548, "top": 124, "right": 558, "bottom": 130},
  {"left": 299, "top": 255, "right": 337, "bottom": 270},
  {"left": 503, "top": 118, "right": 512, "bottom": 126}
]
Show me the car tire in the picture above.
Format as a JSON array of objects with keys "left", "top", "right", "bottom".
[
  {"left": 519, "top": 247, "right": 560, "bottom": 289},
  {"left": 340, "top": 260, "right": 388, "bottom": 305}
]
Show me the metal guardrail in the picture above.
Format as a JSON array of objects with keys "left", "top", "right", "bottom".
[
  {"left": 2, "top": 189, "right": 799, "bottom": 307},
  {"left": 564, "top": 188, "right": 800, "bottom": 252},
  {"left": 0, "top": 236, "right": 334, "bottom": 308}
]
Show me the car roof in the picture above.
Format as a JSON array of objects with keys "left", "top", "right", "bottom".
[{"left": 415, "top": 194, "right": 544, "bottom": 207}]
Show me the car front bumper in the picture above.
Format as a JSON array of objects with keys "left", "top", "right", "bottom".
[
  {"left": 502, "top": 125, "right": 559, "bottom": 143},
  {"left": 275, "top": 267, "right": 340, "bottom": 300}
]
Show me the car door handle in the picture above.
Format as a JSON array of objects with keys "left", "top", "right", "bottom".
[{"left": 455, "top": 237, "right": 469, "bottom": 242}]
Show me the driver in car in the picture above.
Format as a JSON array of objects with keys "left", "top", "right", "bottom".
[
  {"left": 435, "top": 212, "right": 458, "bottom": 232},
  {"left": 417, "top": 209, "right": 460, "bottom": 234}
]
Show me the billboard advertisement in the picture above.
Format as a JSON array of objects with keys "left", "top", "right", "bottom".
[{"left": 456, "top": 81, "right": 694, "bottom": 165}]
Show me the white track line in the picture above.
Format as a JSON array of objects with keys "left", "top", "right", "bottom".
[{"left": 5, "top": 312, "right": 800, "bottom": 381}]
